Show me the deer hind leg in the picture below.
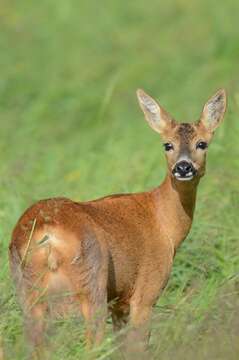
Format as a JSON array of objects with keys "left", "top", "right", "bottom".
[
  {"left": 71, "top": 233, "right": 108, "bottom": 348},
  {"left": 9, "top": 246, "right": 49, "bottom": 359},
  {"left": 111, "top": 304, "right": 129, "bottom": 333},
  {"left": 24, "top": 299, "right": 48, "bottom": 360},
  {"left": 111, "top": 304, "right": 130, "bottom": 357},
  {"left": 80, "top": 295, "right": 107, "bottom": 348},
  {"left": 23, "top": 284, "right": 48, "bottom": 360}
]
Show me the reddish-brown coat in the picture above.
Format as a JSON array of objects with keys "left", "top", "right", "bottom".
[{"left": 9, "top": 88, "right": 227, "bottom": 358}]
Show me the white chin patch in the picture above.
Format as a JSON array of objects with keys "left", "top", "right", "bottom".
[{"left": 174, "top": 172, "right": 194, "bottom": 181}]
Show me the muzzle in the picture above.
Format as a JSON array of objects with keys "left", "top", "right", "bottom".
[{"left": 172, "top": 161, "right": 197, "bottom": 181}]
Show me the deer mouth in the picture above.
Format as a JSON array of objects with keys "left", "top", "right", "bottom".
[{"left": 173, "top": 172, "right": 195, "bottom": 181}]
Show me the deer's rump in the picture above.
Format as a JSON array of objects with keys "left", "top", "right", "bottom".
[{"left": 9, "top": 196, "right": 148, "bottom": 316}]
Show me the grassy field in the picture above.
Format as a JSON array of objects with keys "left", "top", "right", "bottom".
[{"left": 1, "top": 0, "right": 239, "bottom": 358}]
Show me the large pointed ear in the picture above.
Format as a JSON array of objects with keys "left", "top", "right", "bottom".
[
  {"left": 136, "top": 89, "right": 174, "bottom": 134},
  {"left": 199, "top": 89, "right": 227, "bottom": 132}
]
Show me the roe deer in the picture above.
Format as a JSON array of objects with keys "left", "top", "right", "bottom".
[{"left": 9, "top": 88, "right": 227, "bottom": 358}]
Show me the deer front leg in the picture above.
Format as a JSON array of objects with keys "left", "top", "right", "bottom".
[
  {"left": 124, "top": 300, "right": 152, "bottom": 359},
  {"left": 126, "top": 250, "right": 173, "bottom": 358}
]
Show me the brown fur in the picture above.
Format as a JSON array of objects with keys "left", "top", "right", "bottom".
[{"left": 9, "top": 88, "right": 227, "bottom": 359}]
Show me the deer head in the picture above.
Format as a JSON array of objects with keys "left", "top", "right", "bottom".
[{"left": 137, "top": 88, "right": 227, "bottom": 182}]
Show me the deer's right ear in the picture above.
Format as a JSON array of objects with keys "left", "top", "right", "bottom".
[{"left": 136, "top": 89, "right": 174, "bottom": 134}]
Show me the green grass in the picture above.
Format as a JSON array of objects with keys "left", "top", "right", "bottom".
[{"left": 1, "top": 0, "right": 239, "bottom": 358}]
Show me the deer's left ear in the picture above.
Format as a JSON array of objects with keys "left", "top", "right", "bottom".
[{"left": 200, "top": 88, "right": 227, "bottom": 132}]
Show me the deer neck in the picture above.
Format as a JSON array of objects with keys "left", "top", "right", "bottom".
[{"left": 153, "top": 174, "right": 199, "bottom": 250}]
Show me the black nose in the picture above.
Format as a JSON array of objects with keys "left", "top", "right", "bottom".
[{"left": 174, "top": 161, "right": 193, "bottom": 177}]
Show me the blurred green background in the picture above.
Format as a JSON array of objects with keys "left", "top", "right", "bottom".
[{"left": 0, "top": 0, "right": 239, "bottom": 359}]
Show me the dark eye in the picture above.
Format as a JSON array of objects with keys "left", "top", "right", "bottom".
[
  {"left": 164, "top": 143, "right": 174, "bottom": 151},
  {"left": 196, "top": 141, "right": 208, "bottom": 150}
]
